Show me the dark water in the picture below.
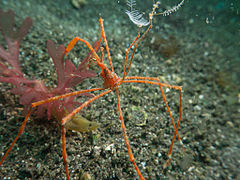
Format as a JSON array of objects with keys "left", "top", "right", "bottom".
[{"left": 0, "top": 0, "right": 239, "bottom": 179}]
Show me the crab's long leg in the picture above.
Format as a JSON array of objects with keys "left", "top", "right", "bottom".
[
  {"left": 123, "top": 77, "right": 183, "bottom": 168},
  {"left": 122, "top": 26, "right": 141, "bottom": 80},
  {"left": 99, "top": 18, "right": 114, "bottom": 72},
  {"left": 61, "top": 125, "right": 69, "bottom": 180},
  {"left": 124, "top": 77, "right": 183, "bottom": 142},
  {"left": 124, "top": 15, "right": 153, "bottom": 78},
  {"left": 124, "top": 76, "right": 183, "bottom": 142},
  {"left": 115, "top": 88, "right": 145, "bottom": 180},
  {"left": 0, "top": 106, "right": 32, "bottom": 165},
  {"left": 59, "top": 89, "right": 113, "bottom": 180}
]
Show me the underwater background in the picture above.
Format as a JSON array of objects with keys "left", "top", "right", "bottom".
[{"left": 0, "top": 0, "right": 239, "bottom": 179}]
